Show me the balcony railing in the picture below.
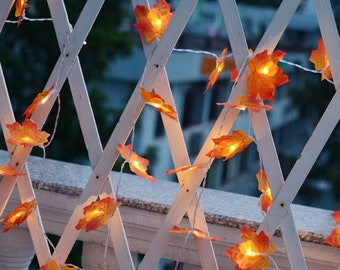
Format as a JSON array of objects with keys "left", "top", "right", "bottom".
[{"left": 0, "top": 150, "right": 339, "bottom": 269}]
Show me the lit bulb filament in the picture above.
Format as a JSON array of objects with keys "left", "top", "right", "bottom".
[
  {"left": 132, "top": 160, "right": 143, "bottom": 171},
  {"left": 245, "top": 249, "right": 258, "bottom": 257},
  {"left": 229, "top": 144, "right": 236, "bottom": 152},
  {"left": 153, "top": 18, "right": 162, "bottom": 28},
  {"left": 149, "top": 102, "right": 161, "bottom": 108},
  {"left": 22, "top": 136, "right": 32, "bottom": 142},
  {"left": 41, "top": 96, "right": 49, "bottom": 104},
  {"left": 88, "top": 209, "right": 104, "bottom": 219}
]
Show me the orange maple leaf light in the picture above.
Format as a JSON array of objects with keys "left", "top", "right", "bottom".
[
  {"left": 247, "top": 50, "right": 289, "bottom": 102},
  {"left": 217, "top": 95, "right": 273, "bottom": 113},
  {"left": 75, "top": 197, "right": 121, "bottom": 232},
  {"left": 23, "top": 84, "right": 54, "bottom": 119},
  {"left": 140, "top": 87, "right": 177, "bottom": 120},
  {"left": 206, "top": 130, "right": 253, "bottom": 161},
  {"left": 225, "top": 226, "right": 276, "bottom": 270},
  {"left": 15, "top": 0, "right": 29, "bottom": 27},
  {"left": 256, "top": 170, "right": 273, "bottom": 214},
  {"left": 117, "top": 143, "right": 156, "bottom": 182},
  {"left": 1, "top": 199, "right": 36, "bottom": 232},
  {"left": 309, "top": 38, "right": 333, "bottom": 81},
  {"left": 324, "top": 209, "right": 340, "bottom": 249},
  {"left": 168, "top": 225, "right": 220, "bottom": 241},
  {"left": 165, "top": 162, "right": 208, "bottom": 176},
  {"left": 230, "top": 67, "right": 239, "bottom": 82},
  {"left": 134, "top": 0, "right": 173, "bottom": 43},
  {"left": 6, "top": 119, "right": 50, "bottom": 147},
  {"left": 0, "top": 165, "right": 25, "bottom": 176},
  {"left": 39, "top": 259, "right": 77, "bottom": 270},
  {"left": 205, "top": 48, "right": 228, "bottom": 93}
]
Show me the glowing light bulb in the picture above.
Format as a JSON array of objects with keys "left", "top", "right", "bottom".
[
  {"left": 88, "top": 209, "right": 104, "bottom": 219},
  {"left": 229, "top": 144, "right": 236, "bottom": 151},
  {"left": 150, "top": 102, "right": 161, "bottom": 108},
  {"left": 261, "top": 66, "right": 269, "bottom": 75},
  {"left": 132, "top": 160, "right": 143, "bottom": 171},
  {"left": 155, "top": 18, "right": 162, "bottom": 27},
  {"left": 22, "top": 136, "right": 32, "bottom": 142},
  {"left": 41, "top": 96, "right": 49, "bottom": 104},
  {"left": 245, "top": 249, "right": 257, "bottom": 257}
]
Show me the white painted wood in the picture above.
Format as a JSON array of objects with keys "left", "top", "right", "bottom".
[
  {"left": 132, "top": 1, "right": 218, "bottom": 268},
  {"left": 259, "top": 0, "right": 340, "bottom": 238},
  {"left": 218, "top": 0, "right": 249, "bottom": 69},
  {"left": 246, "top": 1, "right": 307, "bottom": 268},
  {"left": 255, "top": 0, "right": 302, "bottom": 54},
  {"left": 0, "top": 65, "right": 51, "bottom": 265},
  {"left": 0, "top": 0, "right": 13, "bottom": 32},
  {"left": 1, "top": 0, "right": 340, "bottom": 269},
  {"left": 314, "top": 0, "right": 340, "bottom": 88},
  {"left": 46, "top": 1, "right": 135, "bottom": 268}
]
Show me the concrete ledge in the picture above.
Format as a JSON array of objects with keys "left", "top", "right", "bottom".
[{"left": 1, "top": 150, "right": 339, "bottom": 269}]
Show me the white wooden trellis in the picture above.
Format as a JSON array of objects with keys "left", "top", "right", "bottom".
[{"left": 0, "top": 0, "right": 339, "bottom": 269}]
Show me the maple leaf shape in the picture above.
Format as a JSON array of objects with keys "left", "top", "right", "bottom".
[
  {"left": 324, "top": 209, "right": 340, "bottom": 249},
  {"left": 39, "top": 260, "right": 59, "bottom": 270},
  {"left": 247, "top": 50, "right": 289, "bottom": 102},
  {"left": 205, "top": 48, "right": 228, "bottom": 93},
  {"left": 134, "top": 0, "right": 173, "bottom": 43},
  {"left": 166, "top": 162, "right": 208, "bottom": 176},
  {"left": 6, "top": 119, "right": 50, "bottom": 147},
  {"left": 309, "top": 38, "right": 333, "bottom": 81},
  {"left": 217, "top": 95, "right": 273, "bottom": 113},
  {"left": 230, "top": 67, "right": 239, "bottom": 82},
  {"left": 206, "top": 130, "right": 253, "bottom": 161},
  {"left": 15, "top": 0, "right": 29, "bottom": 27},
  {"left": 117, "top": 143, "right": 156, "bottom": 182},
  {"left": 140, "top": 87, "right": 177, "bottom": 120},
  {"left": 23, "top": 84, "right": 54, "bottom": 119},
  {"left": 0, "top": 165, "right": 25, "bottom": 176},
  {"left": 168, "top": 225, "right": 220, "bottom": 241},
  {"left": 256, "top": 170, "right": 273, "bottom": 214},
  {"left": 2, "top": 199, "right": 36, "bottom": 232},
  {"left": 75, "top": 197, "right": 121, "bottom": 232},
  {"left": 39, "top": 260, "right": 77, "bottom": 270},
  {"left": 225, "top": 226, "right": 276, "bottom": 270}
]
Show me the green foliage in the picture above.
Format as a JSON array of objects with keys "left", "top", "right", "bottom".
[{"left": 0, "top": 0, "right": 133, "bottom": 163}]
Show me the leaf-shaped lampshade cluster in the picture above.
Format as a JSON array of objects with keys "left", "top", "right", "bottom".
[
  {"left": 168, "top": 225, "right": 220, "bottom": 241},
  {"left": 247, "top": 50, "right": 289, "bottom": 102},
  {"left": 0, "top": 165, "right": 25, "bottom": 177},
  {"left": 309, "top": 38, "right": 333, "bottom": 81},
  {"left": 39, "top": 259, "right": 77, "bottom": 270},
  {"left": 225, "top": 226, "right": 276, "bottom": 270},
  {"left": 1, "top": 199, "right": 36, "bottom": 232},
  {"left": 140, "top": 87, "right": 177, "bottom": 120},
  {"left": 217, "top": 95, "right": 273, "bottom": 113},
  {"left": 15, "top": 0, "right": 29, "bottom": 27},
  {"left": 324, "top": 209, "right": 340, "bottom": 249},
  {"left": 75, "top": 197, "right": 121, "bottom": 232},
  {"left": 166, "top": 162, "right": 208, "bottom": 176},
  {"left": 134, "top": 0, "right": 173, "bottom": 44},
  {"left": 6, "top": 119, "right": 50, "bottom": 147},
  {"left": 256, "top": 170, "right": 273, "bottom": 214},
  {"left": 23, "top": 84, "right": 54, "bottom": 119},
  {"left": 205, "top": 48, "right": 228, "bottom": 93},
  {"left": 117, "top": 144, "right": 156, "bottom": 182},
  {"left": 206, "top": 130, "right": 253, "bottom": 161}
]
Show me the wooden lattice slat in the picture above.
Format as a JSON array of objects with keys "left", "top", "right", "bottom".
[{"left": 0, "top": 0, "right": 339, "bottom": 269}]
